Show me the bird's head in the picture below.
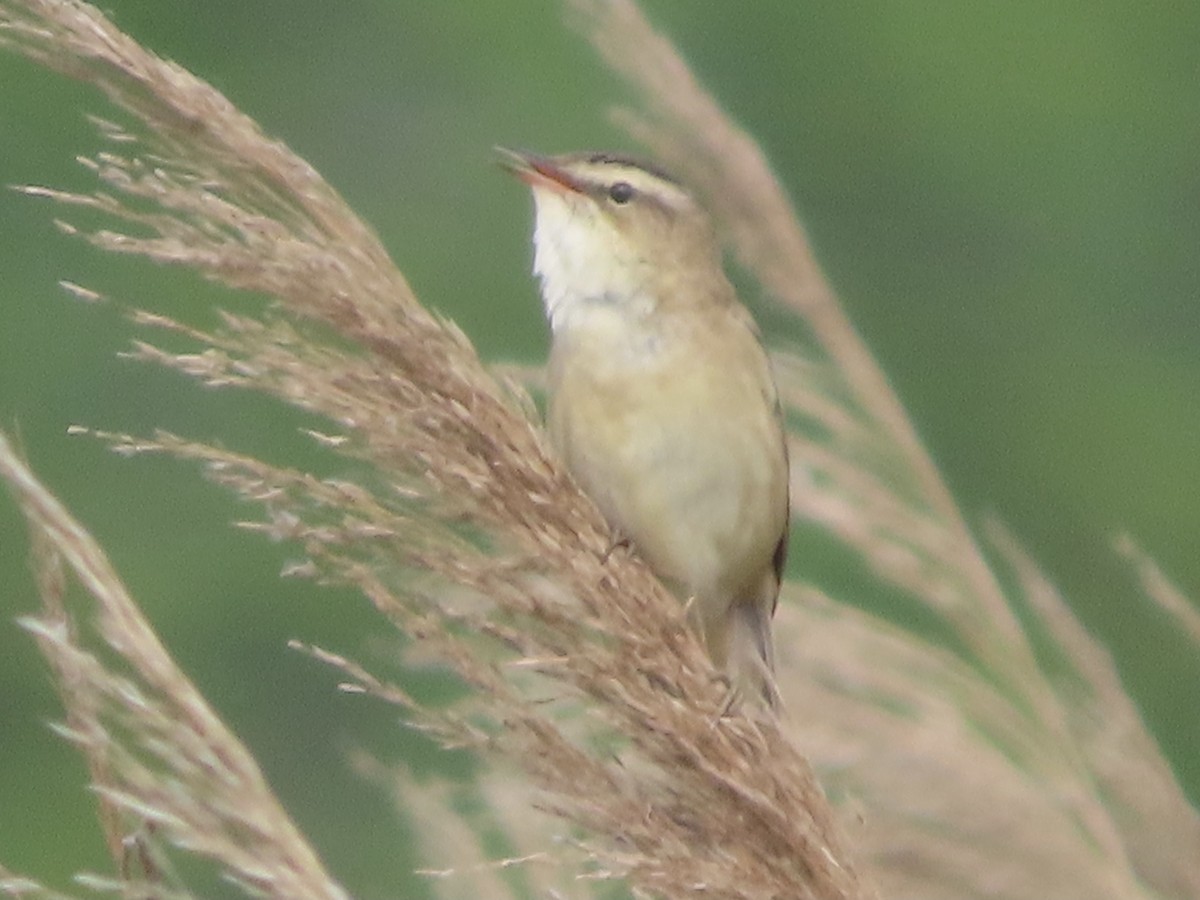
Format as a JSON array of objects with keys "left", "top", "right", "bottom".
[{"left": 498, "top": 148, "right": 724, "bottom": 330}]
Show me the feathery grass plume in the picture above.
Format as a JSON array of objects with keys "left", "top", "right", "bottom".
[
  {"left": 1, "top": 862, "right": 74, "bottom": 899},
  {"left": 0, "top": 434, "right": 349, "bottom": 900},
  {"left": 0, "top": 1, "right": 869, "bottom": 898},
  {"left": 1115, "top": 533, "right": 1200, "bottom": 646},
  {"left": 361, "top": 755, "right": 601, "bottom": 900},
  {"left": 568, "top": 1, "right": 1200, "bottom": 898},
  {"left": 987, "top": 522, "right": 1200, "bottom": 900}
]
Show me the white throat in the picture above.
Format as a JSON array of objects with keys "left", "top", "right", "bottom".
[{"left": 529, "top": 189, "right": 653, "bottom": 335}]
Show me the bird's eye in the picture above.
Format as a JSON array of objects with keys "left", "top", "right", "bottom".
[{"left": 608, "top": 181, "right": 635, "bottom": 204}]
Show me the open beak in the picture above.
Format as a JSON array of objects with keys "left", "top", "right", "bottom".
[{"left": 495, "top": 146, "right": 585, "bottom": 195}]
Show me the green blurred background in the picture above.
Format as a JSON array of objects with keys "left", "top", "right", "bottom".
[{"left": 2, "top": 2, "right": 1198, "bottom": 896}]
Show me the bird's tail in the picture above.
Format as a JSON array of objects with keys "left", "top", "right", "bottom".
[{"left": 727, "top": 600, "right": 781, "bottom": 712}]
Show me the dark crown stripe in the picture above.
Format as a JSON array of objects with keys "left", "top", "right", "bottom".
[{"left": 578, "top": 151, "right": 682, "bottom": 187}]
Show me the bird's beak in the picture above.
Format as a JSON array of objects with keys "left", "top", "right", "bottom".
[{"left": 495, "top": 146, "right": 585, "bottom": 195}]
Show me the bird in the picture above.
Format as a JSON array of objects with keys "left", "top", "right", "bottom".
[{"left": 498, "top": 147, "right": 790, "bottom": 709}]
